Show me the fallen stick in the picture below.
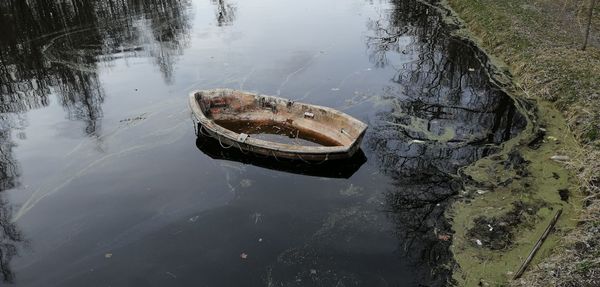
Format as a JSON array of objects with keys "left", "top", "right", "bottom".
[{"left": 513, "top": 209, "right": 563, "bottom": 280}]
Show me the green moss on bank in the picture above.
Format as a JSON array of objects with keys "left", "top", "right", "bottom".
[
  {"left": 449, "top": 101, "right": 581, "bottom": 286},
  {"left": 441, "top": 0, "right": 600, "bottom": 286}
]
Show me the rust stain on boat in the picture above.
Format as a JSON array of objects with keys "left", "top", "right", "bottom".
[{"left": 189, "top": 89, "right": 368, "bottom": 161}]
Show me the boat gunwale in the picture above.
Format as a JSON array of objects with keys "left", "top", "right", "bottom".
[{"left": 188, "top": 89, "right": 368, "bottom": 157}]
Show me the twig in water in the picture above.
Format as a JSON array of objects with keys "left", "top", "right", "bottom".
[{"left": 513, "top": 209, "right": 563, "bottom": 280}]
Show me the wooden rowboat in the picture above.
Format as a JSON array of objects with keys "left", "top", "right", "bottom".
[
  {"left": 195, "top": 135, "right": 367, "bottom": 178},
  {"left": 189, "top": 89, "right": 368, "bottom": 161}
]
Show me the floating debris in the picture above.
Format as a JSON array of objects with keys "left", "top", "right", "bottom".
[
  {"left": 467, "top": 201, "right": 542, "bottom": 250},
  {"left": 119, "top": 113, "right": 147, "bottom": 123},
  {"left": 550, "top": 155, "right": 570, "bottom": 162},
  {"left": 250, "top": 212, "right": 263, "bottom": 224},
  {"left": 339, "top": 184, "right": 362, "bottom": 196},
  {"left": 240, "top": 179, "right": 253, "bottom": 188},
  {"left": 438, "top": 234, "right": 451, "bottom": 241},
  {"left": 558, "top": 189, "right": 570, "bottom": 202},
  {"left": 240, "top": 252, "right": 248, "bottom": 259},
  {"left": 165, "top": 271, "right": 177, "bottom": 279}
]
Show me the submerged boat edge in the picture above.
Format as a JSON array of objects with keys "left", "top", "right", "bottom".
[{"left": 188, "top": 89, "right": 368, "bottom": 161}]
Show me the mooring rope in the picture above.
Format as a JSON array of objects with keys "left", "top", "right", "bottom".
[
  {"left": 191, "top": 113, "right": 199, "bottom": 136},
  {"left": 270, "top": 150, "right": 280, "bottom": 161},
  {"left": 296, "top": 152, "right": 330, "bottom": 165},
  {"left": 236, "top": 141, "right": 249, "bottom": 154},
  {"left": 197, "top": 124, "right": 212, "bottom": 137},
  {"left": 216, "top": 134, "right": 235, "bottom": 149},
  {"left": 198, "top": 121, "right": 335, "bottom": 165}
]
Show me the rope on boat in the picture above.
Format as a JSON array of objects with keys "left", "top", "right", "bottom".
[
  {"left": 271, "top": 149, "right": 280, "bottom": 161},
  {"left": 216, "top": 134, "right": 235, "bottom": 149},
  {"left": 197, "top": 121, "right": 336, "bottom": 165},
  {"left": 295, "top": 152, "right": 330, "bottom": 165},
  {"left": 197, "top": 123, "right": 212, "bottom": 137},
  {"left": 235, "top": 141, "right": 249, "bottom": 154},
  {"left": 198, "top": 124, "right": 251, "bottom": 155},
  {"left": 191, "top": 113, "right": 199, "bottom": 136}
]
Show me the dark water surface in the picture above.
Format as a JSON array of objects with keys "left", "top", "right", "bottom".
[{"left": 0, "top": 0, "right": 526, "bottom": 286}]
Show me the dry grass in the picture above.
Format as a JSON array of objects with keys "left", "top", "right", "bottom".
[
  {"left": 445, "top": 0, "right": 600, "bottom": 285},
  {"left": 515, "top": 151, "right": 600, "bottom": 287}
]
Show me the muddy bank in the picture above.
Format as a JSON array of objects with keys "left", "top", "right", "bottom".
[
  {"left": 440, "top": 0, "right": 597, "bottom": 285},
  {"left": 449, "top": 101, "right": 580, "bottom": 285}
]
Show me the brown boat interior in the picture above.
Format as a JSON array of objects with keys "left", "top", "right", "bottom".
[{"left": 194, "top": 90, "right": 365, "bottom": 147}]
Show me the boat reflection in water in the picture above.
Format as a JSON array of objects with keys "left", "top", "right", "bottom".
[{"left": 195, "top": 131, "right": 367, "bottom": 179}]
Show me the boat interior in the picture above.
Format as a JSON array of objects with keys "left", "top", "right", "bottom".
[{"left": 194, "top": 89, "right": 366, "bottom": 147}]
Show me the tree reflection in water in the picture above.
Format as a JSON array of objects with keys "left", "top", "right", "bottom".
[
  {"left": 366, "top": 0, "right": 526, "bottom": 283},
  {"left": 0, "top": 199, "right": 23, "bottom": 284},
  {"left": 211, "top": 0, "right": 237, "bottom": 26},
  {"left": 0, "top": 0, "right": 191, "bottom": 135},
  {"left": 0, "top": 0, "right": 192, "bottom": 282},
  {"left": 0, "top": 114, "right": 25, "bottom": 283}
]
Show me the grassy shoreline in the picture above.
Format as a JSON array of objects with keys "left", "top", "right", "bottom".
[{"left": 439, "top": 0, "right": 600, "bottom": 285}]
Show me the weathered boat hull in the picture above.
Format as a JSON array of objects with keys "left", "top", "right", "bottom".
[
  {"left": 189, "top": 89, "right": 368, "bottom": 161},
  {"left": 195, "top": 122, "right": 365, "bottom": 161},
  {"left": 195, "top": 135, "right": 367, "bottom": 178}
]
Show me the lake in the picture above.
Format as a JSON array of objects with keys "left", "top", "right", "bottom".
[{"left": 0, "top": 0, "right": 525, "bottom": 286}]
